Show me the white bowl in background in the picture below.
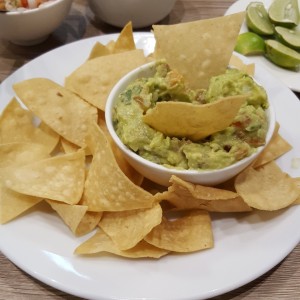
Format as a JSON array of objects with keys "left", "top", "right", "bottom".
[
  {"left": 88, "top": 0, "right": 177, "bottom": 28},
  {"left": 105, "top": 62, "right": 276, "bottom": 186},
  {"left": 0, "top": 0, "right": 73, "bottom": 46}
]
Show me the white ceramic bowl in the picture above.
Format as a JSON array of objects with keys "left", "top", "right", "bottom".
[
  {"left": 0, "top": 0, "right": 73, "bottom": 45},
  {"left": 105, "top": 62, "right": 276, "bottom": 186},
  {"left": 88, "top": 0, "right": 177, "bottom": 28}
]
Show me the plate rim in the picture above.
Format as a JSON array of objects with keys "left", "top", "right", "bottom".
[{"left": 0, "top": 32, "right": 300, "bottom": 300}]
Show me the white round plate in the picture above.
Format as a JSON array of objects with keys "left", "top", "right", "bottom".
[
  {"left": 0, "top": 33, "right": 300, "bottom": 300},
  {"left": 225, "top": 0, "right": 300, "bottom": 92}
]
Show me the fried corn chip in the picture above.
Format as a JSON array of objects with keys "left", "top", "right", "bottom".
[
  {"left": 87, "top": 22, "right": 135, "bottom": 60},
  {"left": 5, "top": 150, "right": 85, "bottom": 204},
  {"left": 0, "top": 142, "right": 50, "bottom": 223},
  {"left": 229, "top": 54, "right": 255, "bottom": 76},
  {"left": 155, "top": 175, "right": 251, "bottom": 212},
  {"left": 0, "top": 98, "right": 59, "bottom": 152},
  {"left": 13, "top": 78, "right": 98, "bottom": 147},
  {"left": 0, "top": 182, "right": 42, "bottom": 224},
  {"left": 82, "top": 122, "right": 155, "bottom": 211},
  {"left": 46, "top": 200, "right": 102, "bottom": 236},
  {"left": 98, "top": 111, "right": 144, "bottom": 186},
  {"left": 153, "top": 12, "right": 245, "bottom": 89},
  {"left": 88, "top": 42, "right": 112, "bottom": 60},
  {"left": 291, "top": 177, "right": 300, "bottom": 205},
  {"left": 235, "top": 161, "right": 300, "bottom": 210},
  {"left": 144, "top": 210, "right": 214, "bottom": 252},
  {"left": 99, "top": 203, "right": 162, "bottom": 250},
  {"left": 253, "top": 131, "right": 292, "bottom": 168},
  {"left": 76, "top": 211, "right": 103, "bottom": 236},
  {"left": 0, "top": 142, "right": 50, "bottom": 168},
  {"left": 74, "top": 229, "right": 169, "bottom": 258},
  {"left": 113, "top": 21, "right": 136, "bottom": 52},
  {"left": 65, "top": 49, "right": 147, "bottom": 111},
  {"left": 143, "top": 95, "right": 246, "bottom": 141}
]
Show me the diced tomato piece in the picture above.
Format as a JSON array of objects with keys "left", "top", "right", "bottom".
[{"left": 21, "top": 0, "right": 28, "bottom": 7}]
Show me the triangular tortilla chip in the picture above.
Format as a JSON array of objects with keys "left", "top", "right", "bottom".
[
  {"left": 13, "top": 78, "right": 98, "bottom": 147},
  {"left": 143, "top": 95, "right": 246, "bottom": 141},
  {"left": 229, "top": 54, "right": 255, "bottom": 76},
  {"left": 99, "top": 203, "right": 162, "bottom": 250},
  {"left": 75, "top": 229, "right": 169, "bottom": 258},
  {"left": 0, "top": 182, "right": 42, "bottom": 224},
  {"left": 87, "top": 22, "right": 135, "bottom": 60},
  {"left": 0, "top": 98, "right": 59, "bottom": 152},
  {"left": 65, "top": 49, "right": 147, "bottom": 111},
  {"left": 235, "top": 161, "right": 300, "bottom": 210},
  {"left": 46, "top": 200, "right": 102, "bottom": 235},
  {"left": 81, "top": 122, "right": 155, "bottom": 211},
  {"left": 113, "top": 21, "right": 136, "bottom": 52},
  {"left": 153, "top": 12, "right": 245, "bottom": 89},
  {"left": 154, "top": 175, "right": 251, "bottom": 212},
  {"left": 0, "top": 142, "right": 50, "bottom": 169},
  {"left": 144, "top": 210, "right": 214, "bottom": 252},
  {"left": 253, "top": 132, "right": 292, "bottom": 168},
  {"left": 5, "top": 150, "right": 86, "bottom": 204}
]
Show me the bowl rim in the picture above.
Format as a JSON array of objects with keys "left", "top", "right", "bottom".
[
  {"left": 105, "top": 61, "right": 276, "bottom": 177},
  {"left": 3, "top": 0, "right": 71, "bottom": 15}
]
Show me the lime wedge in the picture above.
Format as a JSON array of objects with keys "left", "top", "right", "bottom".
[
  {"left": 246, "top": 2, "right": 274, "bottom": 35},
  {"left": 235, "top": 32, "right": 265, "bottom": 55},
  {"left": 265, "top": 39, "right": 300, "bottom": 68},
  {"left": 275, "top": 26, "right": 300, "bottom": 50},
  {"left": 268, "top": 0, "right": 300, "bottom": 28}
]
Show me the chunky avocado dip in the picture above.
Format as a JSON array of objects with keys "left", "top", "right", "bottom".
[{"left": 112, "top": 61, "right": 269, "bottom": 170}]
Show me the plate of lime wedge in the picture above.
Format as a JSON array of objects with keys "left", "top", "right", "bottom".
[{"left": 225, "top": 0, "right": 300, "bottom": 92}]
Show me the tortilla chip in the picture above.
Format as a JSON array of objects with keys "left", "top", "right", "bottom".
[
  {"left": 235, "top": 161, "right": 300, "bottom": 210},
  {"left": 0, "top": 182, "right": 42, "bottom": 224},
  {"left": 155, "top": 175, "right": 251, "bottom": 212},
  {"left": 13, "top": 78, "right": 98, "bottom": 147},
  {"left": 0, "top": 142, "right": 50, "bottom": 169},
  {"left": 82, "top": 122, "right": 155, "bottom": 211},
  {"left": 87, "top": 22, "right": 135, "bottom": 60},
  {"left": 74, "top": 229, "right": 169, "bottom": 258},
  {"left": 88, "top": 42, "right": 112, "bottom": 60},
  {"left": 37, "top": 122, "right": 60, "bottom": 153},
  {"left": 98, "top": 111, "right": 144, "bottom": 185},
  {"left": 99, "top": 203, "right": 162, "bottom": 250},
  {"left": 113, "top": 21, "right": 136, "bottom": 52},
  {"left": 5, "top": 150, "right": 85, "bottom": 204},
  {"left": 229, "top": 54, "right": 255, "bottom": 76},
  {"left": 290, "top": 177, "right": 300, "bottom": 206},
  {"left": 46, "top": 199, "right": 88, "bottom": 232},
  {"left": 153, "top": 12, "right": 245, "bottom": 89},
  {"left": 143, "top": 95, "right": 246, "bottom": 141},
  {"left": 253, "top": 132, "right": 292, "bottom": 168},
  {"left": 144, "top": 209, "right": 214, "bottom": 252},
  {"left": 65, "top": 49, "right": 147, "bottom": 111},
  {"left": 76, "top": 211, "right": 103, "bottom": 236},
  {"left": 0, "top": 98, "right": 59, "bottom": 152},
  {"left": 46, "top": 200, "right": 102, "bottom": 235},
  {"left": 60, "top": 138, "right": 80, "bottom": 154}
]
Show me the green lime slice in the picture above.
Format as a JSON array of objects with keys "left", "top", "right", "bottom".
[
  {"left": 275, "top": 26, "right": 300, "bottom": 50},
  {"left": 235, "top": 32, "right": 265, "bottom": 55},
  {"left": 265, "top": 39, "right": 300, "bottom": 68},
  {"left": 246, "top": 2, "right": 274, "bottom": 35},
  {"left": 268, "top": 0, "right": 300, "bottom": 28}
]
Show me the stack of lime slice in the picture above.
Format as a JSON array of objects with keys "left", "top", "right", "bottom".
[
  {"left": 235, "top": 0, "right": 300, "bottom": 69},
  {"left": 268, "top": 0, "right": 299, "bottom": 27},
  {"left": 265, "top": 39, "right": 300, "bottom": 68},
  {"left": 246, "top": 2, "right": 274, "bottom": 35},
  {"left": 275, "top": 26, "right": 300, "bottom": 50}
]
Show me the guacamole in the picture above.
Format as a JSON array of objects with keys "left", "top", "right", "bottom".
[{"left": 112, "top": 61, "right": 269, "bottom": 170}]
